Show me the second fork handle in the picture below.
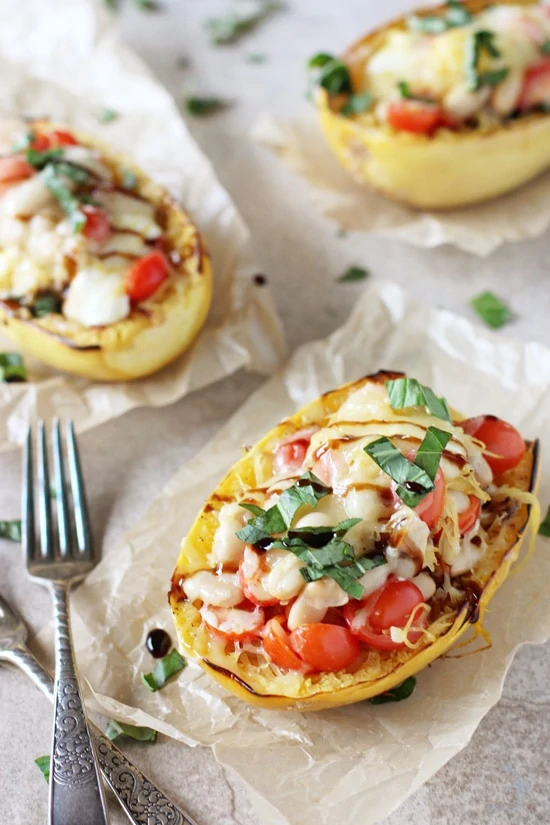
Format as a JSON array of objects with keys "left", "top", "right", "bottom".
[{"left": 50, "top": 580, "right": 110, "bottom": 825}]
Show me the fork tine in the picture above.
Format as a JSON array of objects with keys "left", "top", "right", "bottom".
[
  {"left": 37, "top": 421, "right": 53, "bottom": 559},
  {"left": 66, "top": 421, "right": 93, "bottom": 556},
  {"left": 52, "top": 419, "right": 70, "bottom": 558},
  {"left": 22, "top": 426, "right": 36, "bottom": 564}
]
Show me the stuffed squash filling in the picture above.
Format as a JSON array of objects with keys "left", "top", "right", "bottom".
[
  {"left": 0, "top": 125, "right": 184, "bottom": 328},
  {"left": 170, "top": 372, "right": 539, "bottom": 705},
  {"left": 312, "top": 0, "right": 550, "bottom": 134}
]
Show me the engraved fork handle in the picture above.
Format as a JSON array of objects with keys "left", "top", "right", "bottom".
[
  {"left": 1, "top": 643, "right": 192, "bottom": 825},
  {"left": 50, "top": 580, "right": 110, "bottom": 825}
]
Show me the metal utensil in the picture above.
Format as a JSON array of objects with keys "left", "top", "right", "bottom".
[
  {"left": 0, "top": 591, "right": 192, "bottom": 825},
  {"left": 24, "top": 419, "right": 110, "bottom": 825}
]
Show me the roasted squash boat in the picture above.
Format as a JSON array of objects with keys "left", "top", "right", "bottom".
[
  {"left": 170, "top": 371, "right": 540, "bottom": 710},
  {"left": 0, "top": 121, "right": 212, "bottom": 381},
  {"left": 310, "top": 0, "right": 550, "bottom": 208}
]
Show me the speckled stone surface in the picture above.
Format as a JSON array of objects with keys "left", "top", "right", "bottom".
[{"left": 1, "top": 1, "right": 550, "bottom": 823}]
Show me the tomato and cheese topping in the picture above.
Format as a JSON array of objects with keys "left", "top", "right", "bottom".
[
  {"left": 182, "top": 377, "right": 528, "bottom": 675},
  {"left": 310, "top": 1, "right": 550, "bottom": 134},
  {"left": 0, "top": 126, "right": 175, "bottom": 328}
]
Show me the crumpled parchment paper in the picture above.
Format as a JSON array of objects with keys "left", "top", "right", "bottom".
[
  {"left": 68, "top": 280, "right": 550, "bottom": 825},
  {"left": 251, "top": 112, "right": 550, "bottom": 257},
  {"left": 0, "top": 0, "right": 285, "bottom": 452}
]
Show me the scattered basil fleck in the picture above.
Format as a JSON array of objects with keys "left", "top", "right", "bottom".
[
  {"left": 41, "top": 165, "right": 87, "bottom": 232},
  {"left": 397, "top": 81, "right": 434, "bottom": 104},
  {"left": 32, "top": 291, "right": 62, "bottom": 318},
  {"left": 205, "top": 0, "right": 281, "bottom": 45},
  {"left": 35, "top": 755, "right": 50, "bottom": 783},
  {"left": 246, "top": 53, "right": 268, "bottom": 64},
  {"left": 134, "top": 0, "right": 160, "bottom": 10},
  {"left": 408, "top": 0, "right": 472, "bottom": 33},
  {"left": 467, "top": 30, "right": 508, "bottom": 91},
  {"left": 25, "top": 148, "right": 64, "bottom": 169},
  {"left": 0, "top": 352, "right": 27, "bottom": 382},
  {"left": 338, "top": 266, "right": 370, "bottom": 283},
  {"left": 542, "top": 41, "right": 550, "bottom": 55},
  {"left": 99, "top": 108, "right": 119, "bottom": 124},
  {"left": 0, "top": 520, "right": 22, "bottom": 542},
  {"left": 414, "top": 427, "right": 452, "bottom": 481},
  {"left": 307, "top": 53, "right": 352, "bottom": 96},
  {"left": 385, "top": 377, "right": 451, "bottom": 423},
  {"left": 369, "top": 676, "right": 417, "bottom": 704},
  {"left": 538, "top": 506, "right": 550, "bottom": 537},
  {"left": 184, "top": 96, "right": 231, "bottom": 116},
  {"left": 141, "top": 649, "right": 186, "bottom": 692},
  {"left": 470, "top": 291, "right": 513, "bottom": 329},
  {"left": 121, "top": 169, "right": 137, "bottom": 190},
  {"left": 105, "top": 720, "right": 157, "bottom": 742},
  {"left": 341, "top": 92, "right": 373, "bottom": 116}
]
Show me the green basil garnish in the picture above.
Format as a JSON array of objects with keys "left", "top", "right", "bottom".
[
  {"left": 99, "top": 108, "right": 119, "bottom": 123},
  {"left": 184, "top": 96, "right": 230, "bottom": 116},
  {"left": 538, "top": 506, "right": 550, "bottom": 537},
  {"left": 470, "top": 290, "right": 513, "bottom": 329},
  {"left": 337, "top": 265, "right": 370, "bottom": 283},
  {"left": 542, "top": 41, "right": 550, "bottom": 56},
  {"left": 307, "top": 52, "right": 352, "bottom": 96},
  {"left": 205, "top": 1, "right": 281, "bottom": 45},
  {"left": 0, "top": 352, "right": 27, "bottom": 382},
  {"left": 0, "top": 520, "right": 22, "bottom": 541},
  {"left": 41, "top": 165, "right": 87, "bottom": 232},
  {"left": 385, "top": 377, "right": 451, "bottom": 423},
  {"left": 245, "top": 53, "right": 268, "bottom": 64},
  {"left": 365, "top": 426, "right": 451, "bottom": 507},
  {"left": 121, "top": 169, "right": 137, "bottom": 190},
  {"left": 32, "top": 291, "right": 62, "bottom": 318},
  {"left": 141, "top": 649, "right": 186, "bottom": 692},
  {"left": 340, "top": 92, "right": 373, "bottom": 116},
  {"left": 25, "top": 148, "right": 64, "bottom": 169},
  {"left": 35, "top": 755, "right": 50, "bottom": 783},
  {"left": 369, "top": 676, "right": 417, "bottom": 704},
  {"left": 408, "top": 0, "right": 471, "bottom": 33},
  {"left": 467, "top": 30, "right": 508, "bottom": 91},
  {"left": 105, "top": 720, "right": 157, "bottom": 742},
  {"left": 397, "top": 81, "right": 434, "bottom": 104}
]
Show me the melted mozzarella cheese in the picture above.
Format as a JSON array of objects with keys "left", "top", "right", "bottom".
[
  {"left": 0, "top": 175, "right": 56, "bottom": 217},
  {"left": 61, "top": 147, "right": 114, "bottom": 181},
  {"left": 97, "top": 191, "right": 161, "bottom": 239},
  {"left": 185, "top": 570, "right": 243, "bottom": 607},
  {"left": 63, "top": 266, "right": 130, "bottom": 327}
]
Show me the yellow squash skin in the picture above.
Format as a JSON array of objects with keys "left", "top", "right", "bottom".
[
  {"left": 169, "top": 371, "right": 540, "bottom": 711},
  {"left": 317, "top": 0, "right": 550, "bottom": 209},
  {"left": 0, "top": 121, "right": 212, "bottom": 381}
]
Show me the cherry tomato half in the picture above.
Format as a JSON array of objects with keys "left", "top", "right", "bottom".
[
  {"left": 458, "top": 495, "right": 481, "bottom": 536},
  {"left": 201, "top": 601, "right": 265, "bottom": 642},
  {"left": 519, "top": 58, "right": 550, "bottom": 111},
  {"left": 387, "top": 100, "right": 444, "bottom": 134},
  {"left": 125, "top": 250, "right": 170, "bottom": 303},
  {"left": 290, "top": 623, "right": 361, "bottom": 672},
  {"left": 263, "top": 616, "right": 304, "bottom": 670},
  {"left": 403, "top": 450, "right": 446, "bottom": 530},
  {"left": 82, "top": 207, "right": 111, "bottom": 243},
  {"left": 461, "top": 415, "right": 526, "bottom": 475},
  {"left": 0, "top": 156, "right": 34, "bottom": 183},
  {"left": 345, "top": 579, "right": 426, "bottom": 651}
]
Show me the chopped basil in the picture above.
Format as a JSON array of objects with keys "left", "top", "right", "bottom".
[
  {"left": 99, "top": 108, "right": 119, "bottom": 124},
  {"left": 11, "top": 131, "right": 35, "bottom": 153},
  {"left": 32, "top": 291, "right": 62, "bottom": 318},
  {"left": 184, "top": 96, "right": 231, "bottom": 116},
  {"left": 245, "top": 53, "right": 268, "bottom": 64},
  {"left": 369, "top": 676, "right": 417, "bottom": 705},
  {"left": 105, "top": 720, "right": 157, "bottom": 742},
  {"left": 538, "top": 506, "right": 550, "bottom": 537},
  {"left": 338, "top": 266, "right": 370, "bottom": 283},
  {"left": 121, "top": 169, "right": 137, "bottom": 190},
  {"left": 0, "top": 520, "right": 22, "bottom": 541},
  {"left": 134, "top": 0, "right": 160, "bottom": 10},
  {"left": 385, "top": 377, "right": 451, "bottom": 423},
  {"left": 287, "top": 518, "right": 361, "bottom": 546},
  {"left": 408, "top": 0, "right": 471, "bottom": 33},
  {"left": 397, "top": 82, "right": 434, "bottom": 104},
  {"left": 41, "top": 165, "right": 87, "bottom": 232},
  {"left": 341, "top": 92, "right": 373, "bottom": 116},
  {"left": 542, "top": 41, "right": 550, "bottom": 56},
  {"left": 307, "top": 53, "right": 352, "bottom": 96},
  {"left": 34, "top": 755, "right": 50, "bottom": 783},
  {"left": 141, "top": 649, "right": 186, "bottom": 692},
  {"left": 25, "top": 148, "right": 64, "bottom": 169},
  {"left": 365, "top": 426, "right": 450, "bottom": 507},
  {"left": 467, "top": 30, "right": 508, "bottom": 91},
  {"left": 205, "top": 0, "right": 281, "bottom": 45},
  {"left": 470, "top": 290, "right": 513, "bottom": 329},
  {"left": 0, "top": 352, "right": 27, "bottom": 382}
]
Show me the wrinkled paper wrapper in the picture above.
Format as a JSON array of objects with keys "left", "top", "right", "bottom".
[
  {"left": 252, "top": 113, "right": 550, "bottom": 257},
  {"left": 0, "top": 0, "right": 285, "bottom": 452},
  {"left": 68, "top": 280, "right": 550, "bottom": 825}
]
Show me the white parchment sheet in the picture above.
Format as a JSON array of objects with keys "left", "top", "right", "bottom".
[
  {"left": 0, "top": 0, "right": 285, "bottom": 452},
  {"left": 67, "top": 281, "right": 550, "bottom": 825}
]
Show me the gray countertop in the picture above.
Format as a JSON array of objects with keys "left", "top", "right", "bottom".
[{"left": 1, "top": 0, "right": 550, "bottom": 823}]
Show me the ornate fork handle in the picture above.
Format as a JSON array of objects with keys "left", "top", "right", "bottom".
[{"left": 2, "top": 643, "right": 192, "bottom": 825}]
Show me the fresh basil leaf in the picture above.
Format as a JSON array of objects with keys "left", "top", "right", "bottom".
[
  {"left": 470, "top": 291, "right": 513, "bottom": 329},
  {"left": 318, "top": 59, "right": 352, "bottom": 95},
  {"left": 0, "top": 520, "right": 22, "bottom": 541},
  {"left": 121, "top": 169, "right": 137, "bottom": 190},
  {"left": 369, "top": 676, "right": 417, "bottom": 705},
  {"left": 542, "top": 41, "right": 550, "bottom": 56},
  {"left": 397, "top": 82, "right": 434, "bottom": 104},
  {"left": 32, "top": 291, "right": 62, "bottom": 318},
  {"left": 385, "top": 377, "right": 452, "bottom": 423},
  {"left": 287, "top": 536, "right": 356, "bottom": 568},
  {"left": 237, "top": 505, "right": 286, "bottom": 546},
  {"left": 105, "top": 720, "right": 157, "bottom": 742},
  {"left": 477, "top": 68, "right": 509, "bottom": 88},
  {"left": 53, "top": 161, "right": 89, "bottom": 185},
  {"left": 99, "top": 108, "right": 119, "bottom": 124},
  {"left": 0, "top": 352, "right": 27, "bottom": 382},
  {"left": 364, "top": 437, "right": 435, "bottom": 507},
  {"left": 538, "top": 506, "right": 550, "bottom": 537},
  {"left": 25, "top": 148, "right": 65, "bottom": 169},
  {"left": 341, "top": 92, "right": 373, "bottom": 116},
  {"left": 408, "top": 0, "right": 471, "bottom": 33},
  {"left": 414, "top": 427, "right": 452, "bottom": 481},
  {"left": 141, "top": 649, "right": 186, "bottom": 692},
  {"left": 314, "top": 564, "right": 365, "bottom": 599},
  {"left": 277, "top": 472, "right": 330, "bottom": 525},
  {"left": 288, "top": 518, "right": 361, "bottom": 546},
  {"left": 308, "top": 52, "right": 335, "bottom": 69},
  {"left": 338, "top": 266, "right": 370, "bottom": 283},
  {"left": 184, "top": 96, "right": 230, "bottom": 116},
  {"left": 205, "top": 1, "right": 281, "bottom": 45},
  {"left": 239, "top": 502, "right": 265, "bottom": 518},
  {"left": 245, "top": 53, "right": 268, "bottom": 64},
  {"left": 41, "top": 165, "right": 86, "bottom": 232},
  {"left": 467, "top": 30, "right": 506, "bottom": 91},
  {"left": 34, "top": 755, "right": 50, "bottom": 783}
]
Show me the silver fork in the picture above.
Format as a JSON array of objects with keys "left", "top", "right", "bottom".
[
  {"left": 24, "top": 420, "right": 110, "bottom": 825},
  {"left": 0, "top": 592, "right": 193, "bottom": 825}
]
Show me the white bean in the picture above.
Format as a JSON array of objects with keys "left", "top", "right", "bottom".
[
  {"left": 263, "top": 551, "right": 306, "bottom": 602},
  {"left": 184, "top": 571, "right": 243, "bottom": 607},
  {"left": 410, "top": 572, "right": 436, "bottom": 601},
  {"left": 210, "top": 503, "right": 248, "bottom": 566},
  {"left": 357, "top": 563, "right": 390, "bottom": 597},
  {"left": 449, "top": 490, "right": 470, "bottom": 515},
  {"left": 287, "top": 579, "right": 349, "bottom": 631}
]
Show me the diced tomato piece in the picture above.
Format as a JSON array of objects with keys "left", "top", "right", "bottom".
[
  {"left": 30, "top": 130, "right": 79, "bottom": 150},
  {"left": 519, "top": 58, "right": 550, "bottom": 111},
  {"left": 238, "top": 546, "right": 278, "bottom": 606},
  {"left": 289, "top": 623, "right": 361, "bottom": 672},
  {"left": 387, "top": 100, "right": 445, "bottom": 134},
  {"left": 345, "top": 579, "right": 427, "bottom": 651},
  {"left": 82, "top": 207, "right": 111, "bottom": 243},
  {"left": 461, "top": 415, "right": 526, "bottom": 475},
  {"left": 458, "top": 495, "right": 481, "bottom": 536},
  {"left": 201, "top": 601, "right": 265, "bottom": 642},
  {"left": 263, "top": 616, "right": 305, "bottom": 670},
  {"left": 273, "top": 427, "right": 318, "bottom": 475},
  {"left": 0, "top": 156, "right": 34, "bottom": 184},
  {"left": 125, "top": 250, "right": 170, "bottom": 303}
]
